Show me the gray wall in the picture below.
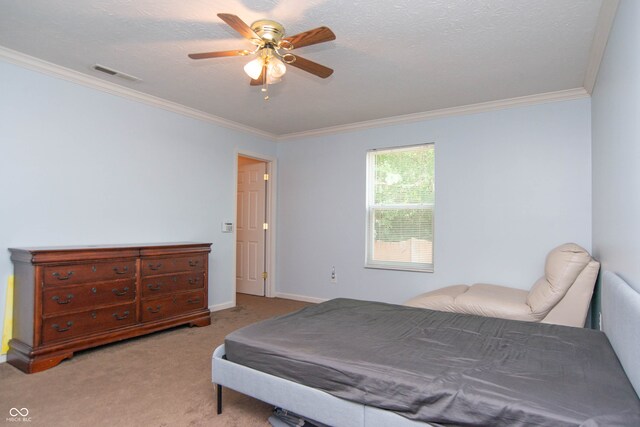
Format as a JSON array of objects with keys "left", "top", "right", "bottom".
[
  {"left": 592, "top": 0, "right": 640, "bottom": 292},
  {"left": 276, "top": 99, "right": 592, "bottom": 303},
  {"left": 0, "top": 59, "right": 277, "bottom": 330}
]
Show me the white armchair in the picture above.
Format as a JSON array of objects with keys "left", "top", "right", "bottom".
[{"left": 404, "top": 243, "right": 600, "bottom": 327}]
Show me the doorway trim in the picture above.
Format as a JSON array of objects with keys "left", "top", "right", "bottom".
[{"left": 234, "top": 150, "right": 277, "bottom": 301}]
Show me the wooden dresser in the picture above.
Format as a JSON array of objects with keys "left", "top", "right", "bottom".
[{"left": 8, "top": 242, "right": 212, "bottom": 373}]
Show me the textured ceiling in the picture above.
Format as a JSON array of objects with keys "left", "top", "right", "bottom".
[{"left": 0, "top": 0, "right": 603, "bottom": 136}]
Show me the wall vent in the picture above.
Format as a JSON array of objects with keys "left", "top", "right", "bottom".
[{"left": 92, "top": 64, "right": 141, "bottom": 82}]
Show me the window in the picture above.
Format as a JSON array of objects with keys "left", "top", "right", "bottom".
[{"left": 366, "top": 144, "right": 435, "bottom": 272}]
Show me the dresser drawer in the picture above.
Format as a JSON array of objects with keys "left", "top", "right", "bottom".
[
  {"left": 43, "top": 260, "right": 136, "bottom": 287},
  {"left": 141, "top": 255, "right": 206, "bottom": 276},
  {"left": 141, "top": 272, "right": 205, "bottom": 297},
  {"left": 141, "top": 291, "right": 206, "bottom": 322},
  {"left": 42, "top": 303, "right": 136, "bottom": 344},
  {"left": 42, "top": 279, "right": 136, "bottom": 316}
]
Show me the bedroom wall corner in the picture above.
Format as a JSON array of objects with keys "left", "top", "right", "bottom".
[{"left": 591, "top": 0, "right": 640, "bottom": 297}]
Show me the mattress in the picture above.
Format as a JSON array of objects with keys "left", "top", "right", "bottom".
[{"left": 224, "top": 298, "right": 640, "bottom": 426}]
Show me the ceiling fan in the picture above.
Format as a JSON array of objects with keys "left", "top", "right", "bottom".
[{"left": 188, "top": 13, "right": 336, "bottom": 99}]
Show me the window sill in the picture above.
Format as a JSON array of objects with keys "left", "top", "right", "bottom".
[{"left": 365, "top": 264, "right": 434, "bottom": 273}]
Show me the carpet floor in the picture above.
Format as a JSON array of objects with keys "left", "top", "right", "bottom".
[{"left": 0, "top": 294, "right": 310, "bottom": 426}]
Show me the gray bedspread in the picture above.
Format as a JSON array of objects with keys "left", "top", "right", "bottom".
[{"left": 225, "top": 298, "right": 640, "bottom": 426}]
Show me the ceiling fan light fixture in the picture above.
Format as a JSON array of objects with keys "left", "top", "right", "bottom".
[
  {"left": 243, "top": 57, "right": 264, "bottom": 80},
  {"left": 267, "top": 56, "right": 287, "bottom": 79},
  {"left": 266, "top": 75, "right": 282, "bottom": 85}
]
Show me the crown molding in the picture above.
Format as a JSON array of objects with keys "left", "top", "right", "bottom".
[
  {"left": 277, "top": 87, "right": 590, "bottom": 141},
  {"left": 584, "top": 0, "right": 620, "bottom": 94},
  {"left": 0, "top": 46, "right": 277, "bottom": 141},
  {"left": 1, "top": 45, "right": 592, "bottom": 143}
]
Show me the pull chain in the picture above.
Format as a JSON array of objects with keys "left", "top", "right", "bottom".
[{"left": 262, "top": 65, "right": 269, "bottom": 100}]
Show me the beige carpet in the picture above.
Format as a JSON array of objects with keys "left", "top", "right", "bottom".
[{"left": 0, "top": 294, "right": 310, "bottom": 427}]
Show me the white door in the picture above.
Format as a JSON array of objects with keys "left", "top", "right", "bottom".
[{"left": 236, "top": 159, "right": 266, "bottom": 296}]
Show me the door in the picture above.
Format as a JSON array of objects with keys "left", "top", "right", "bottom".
[{"left": 236, "top": 157, "right": 267, "bottom": 296}]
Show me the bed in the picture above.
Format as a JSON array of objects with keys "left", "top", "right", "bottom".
[{"left": 212, "top": 271, "right": 640, "bottom": 426}]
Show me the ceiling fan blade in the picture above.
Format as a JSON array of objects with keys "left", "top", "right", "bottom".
[
  {"left": 188, "top": 49, "right": 250, "bottom": 59},
  {"left": 217, "top": 13, "right": 260, "bottom": 40},
  {"left": 250, "top": 66, "right": 266, "bottom": 86},
  {"left": 283, "top": 27, "right": 336, "bottom": 49},
  {"left": 289, "top": 55, "right": 334, "bottom": 78}
]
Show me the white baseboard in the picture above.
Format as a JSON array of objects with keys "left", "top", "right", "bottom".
[
  {"left": 209, "top": 301, "right": 235, "bottom": 312},
  {"left": 0, "top": 354, "right": 6, "bottom": 364},
  {"left": 274, "top": 293, "right": 328, "bottom": 304}
]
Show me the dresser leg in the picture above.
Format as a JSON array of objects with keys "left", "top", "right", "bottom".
[
  {"left": 8, "top": 344, "right": 74, "bottom": 374},
  {"left": 189, "top": 316, "right": 212, "bottom": 327},
  {"left": 31, "top": 352, "right": 75, "bottom": 373}
]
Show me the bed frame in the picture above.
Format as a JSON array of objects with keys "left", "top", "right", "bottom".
[{"left": 212, "top": 270, "right": 640, "bottom": 426}]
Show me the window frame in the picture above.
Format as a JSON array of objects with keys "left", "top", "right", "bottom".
[{"left": 365, "top": 143, "right": 435, "bottom": 273}]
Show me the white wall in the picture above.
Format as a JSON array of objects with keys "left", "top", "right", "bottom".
[
  {"left": 0, "top": 59, "right": 277, "bottom": 340},
  {"left": 276, "top": 99, "right": 592, "bottom": 303},
  {"left": 592, "top": 0, "right": 640, "bottom": 292}
]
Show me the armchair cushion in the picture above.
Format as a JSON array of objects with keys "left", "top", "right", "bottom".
[
  {"left": 455, "top": 284, "right": 533, "bottom": 321},
  {"left": 526, "top": 243, "right": 593, "bottom": 316},
  {"left": 405, "top": 285, "right": 469, "bottom": 311},
  {"left": 406, "top": 284, "right": 534, "bottom": 321}
]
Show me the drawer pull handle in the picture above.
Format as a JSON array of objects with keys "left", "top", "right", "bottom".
[
  {"left": 147, "top": 284, "right": 161, "bottom": 291},
  {"left": 147, "top": 305, "right": 162, "bottom": 314},
  {"left": 113, "top": 310, "right": 130, "bottom": 320},
  {"left": 113, "top": 266, "right": 129, "bottom": 275},
  {"left": 189, "top": 260, "right": 199, "bottom": 267},
  {"left": 52, "top": 271, "right": 74, "bottom": 280},
  {"left": 148, "top": 263, "right": 162, "bottom": 271},
  {"left": 52, "top": 321, "right": 73, "bottom": 332},
  {"left": 188, "top": 278, "right": 200, "bottom": 285},
  {"left": 91, "top": 311, "right": 97, "bottom": 319},
  {"left": 187, "top": 298, "right": 201, "bottom": 304},
  {"left": 112, "top": 287, "right": 129, "bottom": 296},
  {"left": 52, "top": 294, "right": 74, "bottom": 304},
  {"left": 91, "top": 287, "right": 97, "bottom": 294}
]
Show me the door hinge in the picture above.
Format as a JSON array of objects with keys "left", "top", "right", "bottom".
[
  {"left": 262, "top": 272, "right": 268, "bottom": 280},
  {"left": 264, "top": 173, "right": 269, "bottom": 181},
  {"left": 263, "top": 223, "right": 269, "bottom": 230}
]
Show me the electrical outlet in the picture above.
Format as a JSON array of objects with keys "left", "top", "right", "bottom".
[{"left": 330, "top": 266, "right": 337, "bottom": 284}]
